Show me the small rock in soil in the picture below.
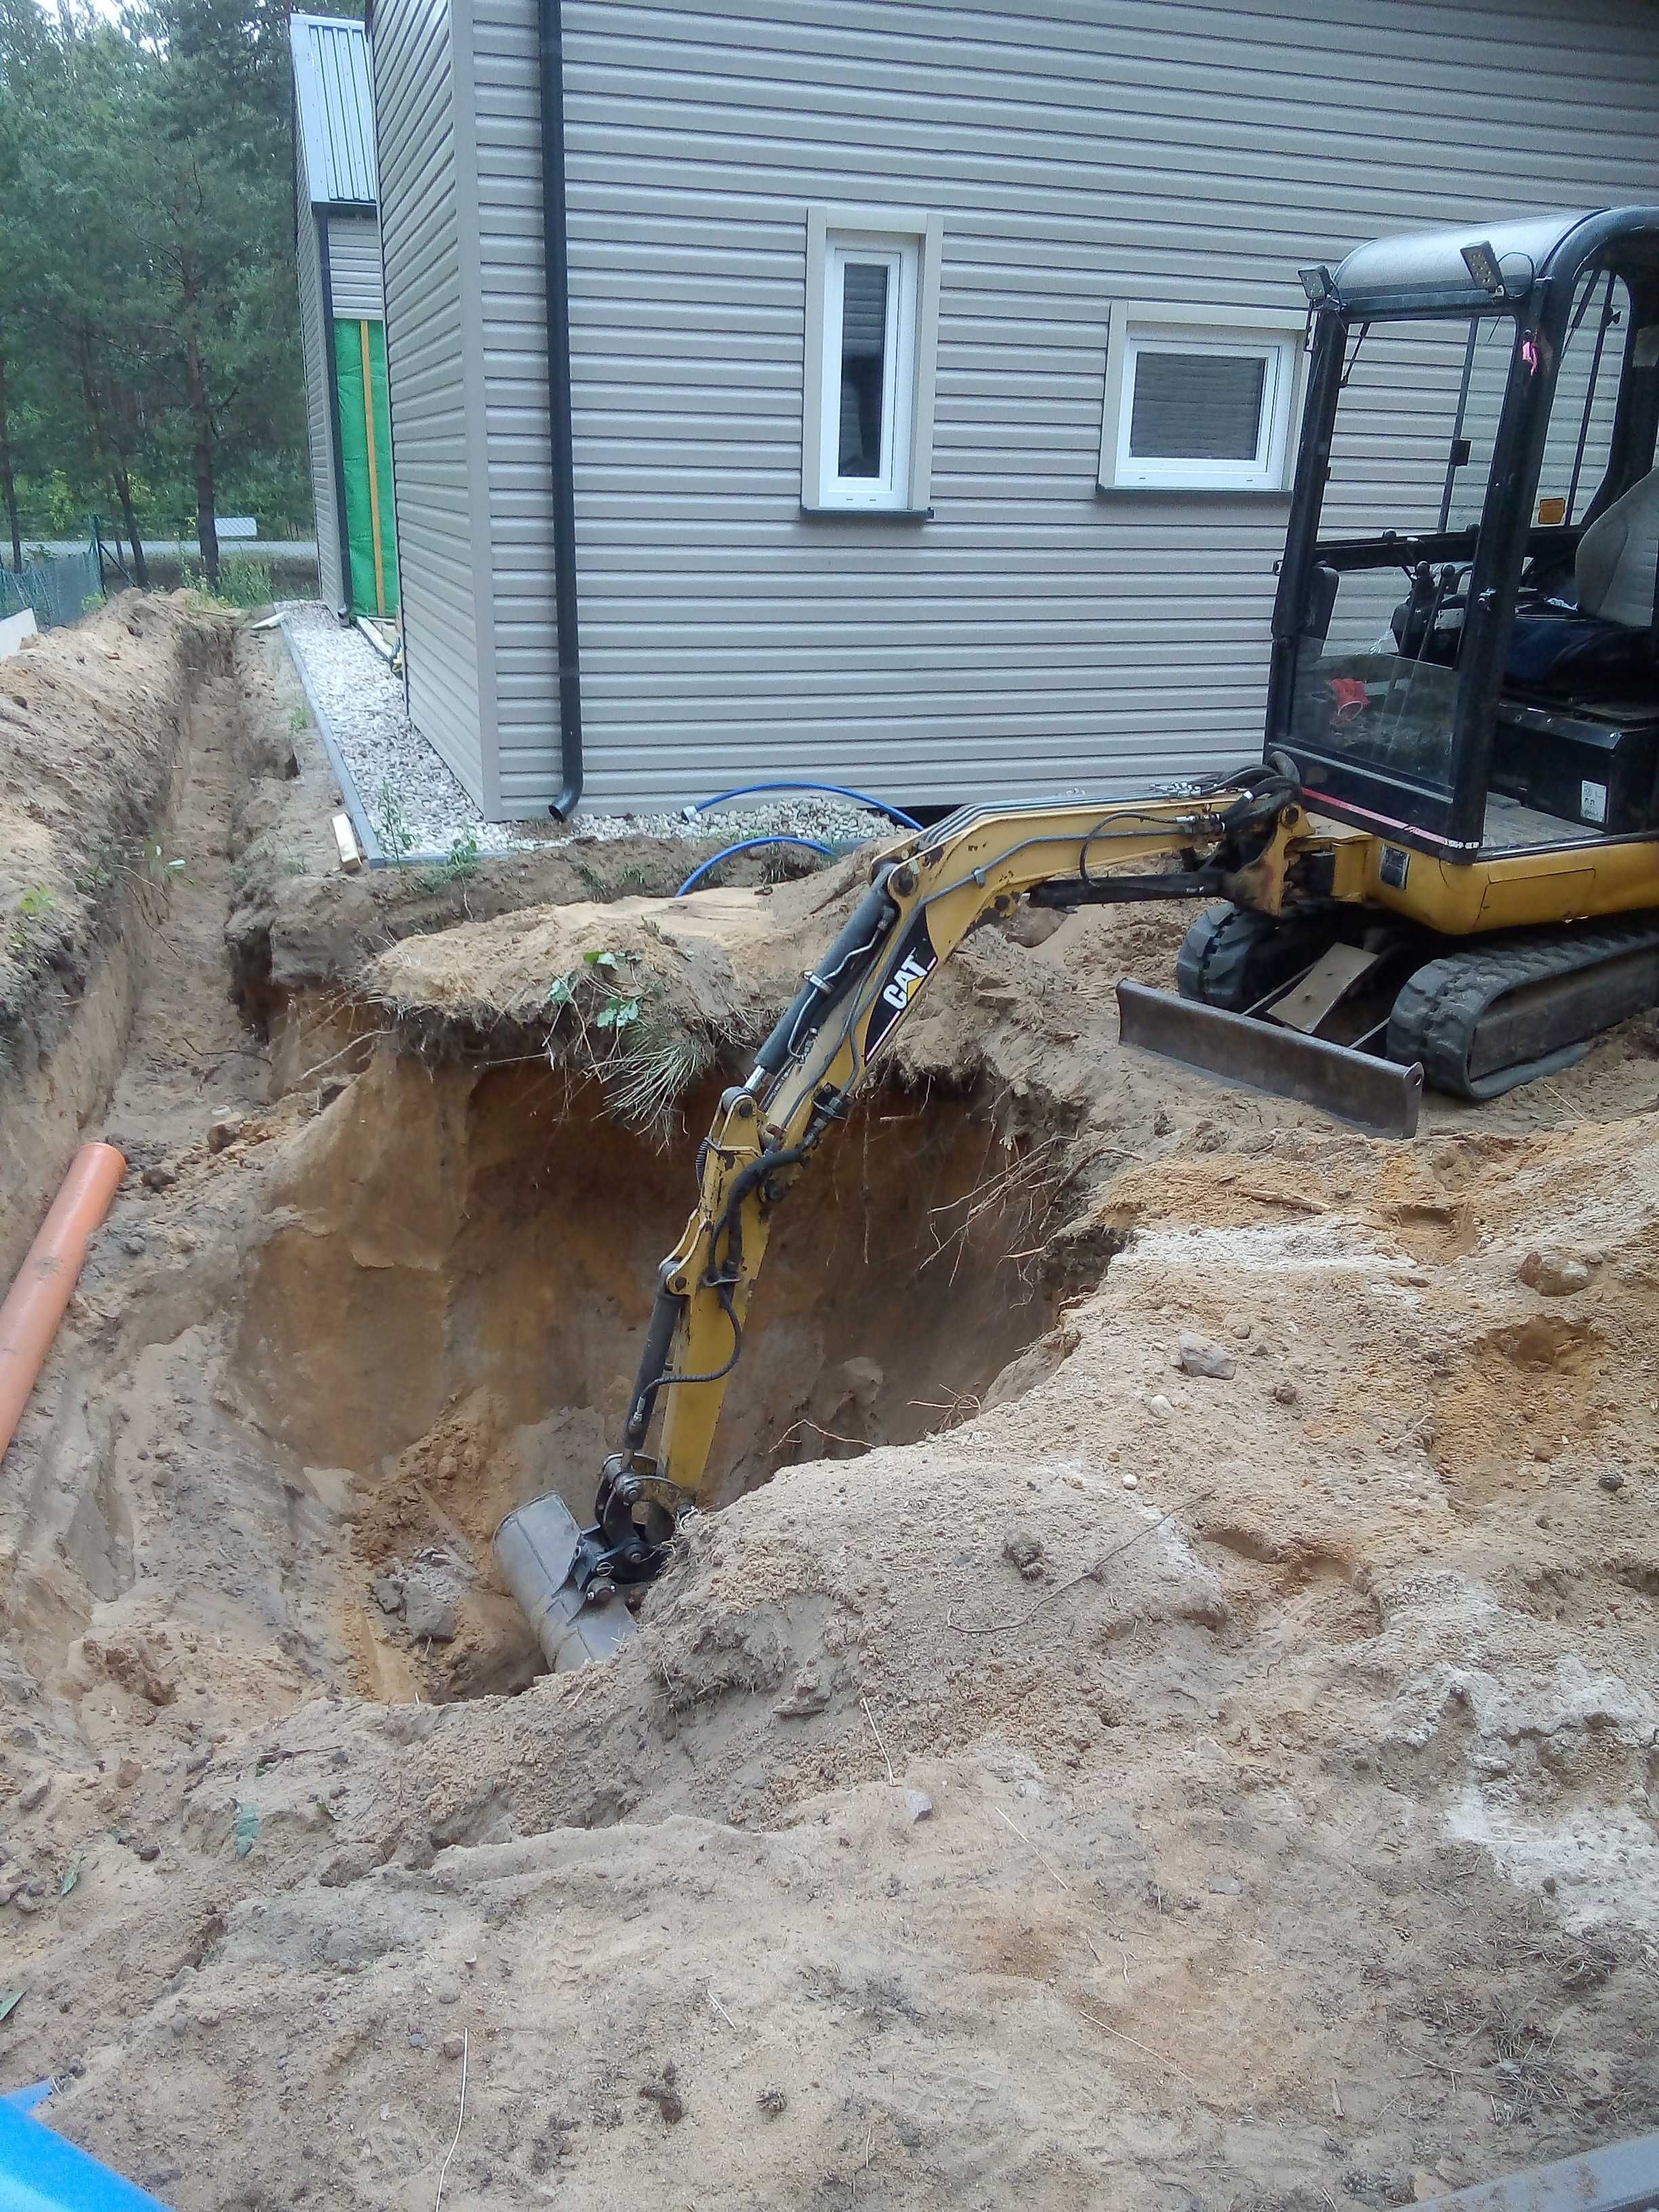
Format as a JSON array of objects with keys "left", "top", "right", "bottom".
[
  {"left": 1519, "top": 1250, "right": 1593, "bottom": 1296},
  {"left": 169, "top": 2012, "right": 188, "bottom": 2039},
  {"left": 141, "top": 1164, "right": 177, "bottom": 1193},
  {"left": 402, "top": 1583, "right": 456, "bottom": 1642},
  {"left": 773, "top": 1668, "right": 830, "bottom": 1718},
  {"left": 1147, "top": 1394, "right": 1174, "bottom": 1420},
  {"left": 1208, "top": 1875, "right": 1243, "bottom": 1896},
  {"left": 18, "top": 1780, "right": 48, "bottom": 1814},
  {"left": 369, "top": 1574, "right": 405, "bottom": 1616},
  {"left": 1598, "top": 1470, "right": 1626, "bottom": 1493},
  {"left": 442, "top": 2032, "right": 466, "bottom": 2060},
  {"left": 1003, "top": 1530, "right": 1044, "bottom": 1579},
  {"left": 1273, "top": 1380, "right": 1300, "bottom": 1406},
  {"left": 207, "top": 1116, "right": 244, "bottom": 1153},
  {"left": 1177, "top": 1334, "right": 1235, "bottom": 1380},
  {"left": 136, "top": 1843, "right": 161, "bottom": 1864},
  {"left": 903, "top": 1789, "right": 933, "bottom": 1823},
  {"left": 116, "top": 1757, "right": 141, "bottom": 1790}
]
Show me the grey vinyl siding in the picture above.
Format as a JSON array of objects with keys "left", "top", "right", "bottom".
[
  {"left": 548, "top": 0, "right": 1659, "bottom": 815},
  {"left": 373, "top": 0, "right": 488, "bottom": 803},
  {"left": 297, "top": 206, "right": 344, "bottom": 613},
  {"left": 472, "top": 0, "right": 560, "bottom": 809},
  {"left": 326, "top": 213, "right": 385, "bottom": 318},
  {"left": 292, "top": 13, "right": 380, "bottom": 205},
  {"left": 378, "top": 0, "right": 1659, "bottom": 817}
]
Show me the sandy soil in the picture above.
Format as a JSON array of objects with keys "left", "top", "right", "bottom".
[{"left": 1, "top": 615, "right": 1657, "bottom": 2209}]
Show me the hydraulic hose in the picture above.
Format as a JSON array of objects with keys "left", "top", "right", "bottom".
[
  {"left": 674, "top": 834, "right": 834, "bottom": 898},
  {"left": 682, "top": 781, "right": 923, "bottom": 832}
]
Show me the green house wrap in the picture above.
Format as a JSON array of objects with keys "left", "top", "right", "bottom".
[{"left": 333, "top": 318, "right": 398, "bottom": 619}]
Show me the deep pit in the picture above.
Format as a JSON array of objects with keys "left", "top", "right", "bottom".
[{"left": 231, "top": 1050, "right": 1058, "bottom": 1696}]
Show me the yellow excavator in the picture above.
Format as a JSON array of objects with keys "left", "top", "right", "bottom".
[{"left": 497, "top": 205, "right": 1659, "bottom": 1666}]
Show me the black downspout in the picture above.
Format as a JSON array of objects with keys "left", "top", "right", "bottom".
[
  {"left": 316, "top": 211, "right": 355, "bottom": 621},
  {"left": 539, "top": 0, "right": 583, "bottom": 820}
]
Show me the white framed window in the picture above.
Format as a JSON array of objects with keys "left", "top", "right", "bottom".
[
  {"left": 802, "top": 206, "right": 942, "bottom": 514},
  {"left": 1099, "top": 304, "right": 1306, "bottom": 493}
]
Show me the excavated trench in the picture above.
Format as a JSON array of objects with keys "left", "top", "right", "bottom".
[
  {"left": 3, "top": 607, "right": 1075, "bottom": 1739},
  {"left": 230, "top": 1048, "right": 1059, "bottom": 1696}
]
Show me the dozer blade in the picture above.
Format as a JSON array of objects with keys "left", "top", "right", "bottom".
[
  {"left": 494, "top": 1491, "right": 640, "bottom": 1671},
  {"left": 1116, "top": 979, "right": 1423, "bottom": 1139}
]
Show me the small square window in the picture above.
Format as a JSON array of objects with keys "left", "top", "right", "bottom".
[
  {"left": 1101, "top": 308, "right": 1305, "bottom": 492},
  {"left": 803, "top": 208, "right": 943, "bottom": 514}
]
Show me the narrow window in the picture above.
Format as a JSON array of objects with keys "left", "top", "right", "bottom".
[
  {"left": 836, "top": 257, "right": 896, "bottom": 479},
  {"left": 1100, "top": 311, "right": 1305, "bottom": 492},
  {"left": 804, "top": 211, "right": 941, "bottom": 514}
]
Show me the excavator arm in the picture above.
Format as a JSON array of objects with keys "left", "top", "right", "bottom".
[{"left": 497, "top": 768, "right": 1316, "bottom": 1668}]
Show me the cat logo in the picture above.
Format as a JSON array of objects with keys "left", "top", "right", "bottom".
[
  {"left": 865, "top": 915, "right": 939, "bottom": 1057},
  {"left": 880, "top": 951, "right": 931, "bottom": 1012}
]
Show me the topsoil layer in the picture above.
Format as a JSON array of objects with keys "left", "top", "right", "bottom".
[{"left": 1, "top": 607, "right": 1658, "bottom": 2211}]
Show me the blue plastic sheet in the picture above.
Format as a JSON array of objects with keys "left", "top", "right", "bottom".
[{"left": 0, "top": 2093, "right": 172, "bottom": 2211}]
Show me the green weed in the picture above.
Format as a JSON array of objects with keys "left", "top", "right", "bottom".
[{"left": 375, "top": 781, "right": 415, "bottom": 866}]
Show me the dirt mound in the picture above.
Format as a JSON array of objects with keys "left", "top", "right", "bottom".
[
  {"left": 13, "top": 1096, "right": 1659, "bottom": 2209},
  {"left": 5, "top": 628, "right": 1659, "bottom": 2209}
]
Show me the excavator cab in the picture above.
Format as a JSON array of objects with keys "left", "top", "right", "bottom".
[{"left": 1272, "top": 206, "right": 1659, "bottom": 864}]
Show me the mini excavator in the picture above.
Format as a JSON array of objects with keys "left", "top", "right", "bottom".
[{"left": 497, "top": 206, "right": 1659, "bottom": 1668}]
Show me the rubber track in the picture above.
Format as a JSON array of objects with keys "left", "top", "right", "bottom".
[
  {"left": 1387, "top": 914, "right": 1659, "bottom": 1099},
  {"left": 1176, "top": 901, "right": 1346, "bottom": 1013}
]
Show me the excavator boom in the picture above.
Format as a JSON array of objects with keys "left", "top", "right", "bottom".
[{"left": 496, "top": 768, "right": 1425, "bottom": 1670}]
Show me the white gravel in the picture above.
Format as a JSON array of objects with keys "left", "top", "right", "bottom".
[{"left": 278, "top": 601, "right": 898, "bottom": 861}]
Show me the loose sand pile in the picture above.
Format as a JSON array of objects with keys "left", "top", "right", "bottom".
[{"left": 3, "top": 621, "right": 1658, "bottom": 2208}]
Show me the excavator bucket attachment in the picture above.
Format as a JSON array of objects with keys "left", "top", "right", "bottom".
[
  {"left": 495, "top": 1492, "right": 640, "bottom": 1671},
  {"left": 1115, "top": 980, "right": 1423, "bottom": 1139}
]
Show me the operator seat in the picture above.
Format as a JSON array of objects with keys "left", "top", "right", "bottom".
[{"left": 1507, "top": 468, "right": 1659, "bottom": 686}]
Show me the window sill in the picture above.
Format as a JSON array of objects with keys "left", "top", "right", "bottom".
[
  {"left": 1095, "top": 482, "right": 1293, "bottom": 499},
  {"left": 800, "top": 502, "right": 934, "bottom": 520}
]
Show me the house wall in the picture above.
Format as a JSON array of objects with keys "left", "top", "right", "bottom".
[
  {"left": 373, "top": 0, "right": 488, "bottom": 800},
  {"left": 327, "top": 213, "right": 386, "bottom": 318},
  {"left": 297, "top": 205, "right": 345, "bottom": 613},
  {"left": 377, "top": 0, "right": 1659, "bottom": 818}
]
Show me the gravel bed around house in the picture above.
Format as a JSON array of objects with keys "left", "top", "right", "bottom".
[{"left": 278, "top": 600, "right": 899, "bottom": 861}]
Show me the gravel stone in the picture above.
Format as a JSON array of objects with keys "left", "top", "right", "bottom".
[
  {"left": 1177, "top": 1333, "right": 1235, "bottom": 1380},
  {"left": 279, "top": 601, "right": 896, "bottom": 861},
  {"left": 369, "top": 1574, "right": 405, "bottom": 1617},
  {"left": 402, "top": 1583, "right": 457, "bottom": 1643},
  {"left": 1519, "top": 1249, "right": 1594, "bottom": 1296}
]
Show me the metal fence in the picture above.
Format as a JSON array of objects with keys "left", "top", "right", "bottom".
[{"left": 0, "top": 529, "right": 104, "bottom": 630}]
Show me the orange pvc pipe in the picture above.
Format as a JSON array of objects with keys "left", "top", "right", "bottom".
[{"left": 0, "top": 1141, "right": 126, "bottom": 1461}]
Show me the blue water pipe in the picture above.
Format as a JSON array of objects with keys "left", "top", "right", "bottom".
[
  {"left": 675, "top": 834, "right": 835, "bottom": 898},
  {"left": 681, "top": 781, "right": 923, "bottom": 832},
  {"left": 0, "top": 2088, "right": 173, "bottom": 2210}
]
